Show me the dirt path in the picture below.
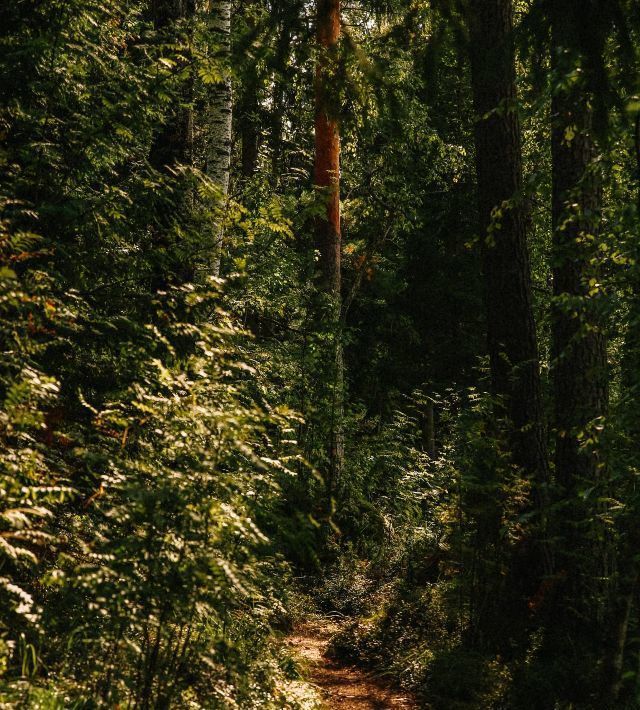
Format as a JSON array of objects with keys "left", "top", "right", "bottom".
[{"left": 287, "top": 620, "right": 417, "bottom": 710}]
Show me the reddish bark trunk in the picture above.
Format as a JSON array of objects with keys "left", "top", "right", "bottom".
[
  {"left": 314, "top": 0, "right": 341, "bottom": 297},
  {"left": 314, "top": 0, "right": 343, "bottom": 496}
]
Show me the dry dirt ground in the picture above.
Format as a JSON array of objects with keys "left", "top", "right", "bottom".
[{"left": 287, "top": 620, "right": 417, "bottom": 710}]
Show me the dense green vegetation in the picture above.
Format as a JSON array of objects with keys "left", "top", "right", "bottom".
[{"left": 1, "top": 0, "right": 640, "bottom": 707}]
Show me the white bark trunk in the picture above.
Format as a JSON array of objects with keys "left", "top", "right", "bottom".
[{"left": 207, "top": 0, "right": 232, "bottom": 277}]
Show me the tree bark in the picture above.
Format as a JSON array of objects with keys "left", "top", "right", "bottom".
[
  {"left": 314, "top": 0, "right": 343, "bottom": 497},
  {"left": 149, "top": 0, "right": 195, "bottom": 172},
  {"left": 208, "top": 0, "right": 232, "bottom": 276},
  {"left": 466, "top": 0, "right": 552, "bottom": 651},
  {"left": 550, "top": 11, "right": 608, "bottom": 511},
  {"left": 269, "top": 1, "right": 297, "bottom": 184},
  {"left": 423, "top": 400, "right": 436, "bottom": 459},
  {"left": 468, "top": 0, "right": 549, "bottom": 509},
  {"left": 600, "top": 114, "right": 640, "bottom": 707},
  {"left": 547, "top": 7, "right": 610, "bottom": 691},
  {"left": 148, "top": 0, "right": 196, "bottom": 288},
  {"left": 240, "top": 93, "right": 259, "bottom": 178},
  {"left": 237, "top": 0, "right": 259, "bottom": 179}
]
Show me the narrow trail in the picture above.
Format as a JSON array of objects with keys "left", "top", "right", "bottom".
[{"left": 287, "top": 619, "right": 417, "bottom": 710}]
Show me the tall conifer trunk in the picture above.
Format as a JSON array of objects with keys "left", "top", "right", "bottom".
[
  {"left": 269, "top": 2, "right": 293, "bottom": 184},
  {"left": 550, "top": 25, "right": 608, "bottom": 500},
  {"left": 599, "top": 108, "right": 640, "bottom": 710},
  {"left": 466, "top": 0, "right": 553, "bottom": 652},
  {"left": 314, "top": 0, "right": 343, "bottom": 498},
  {"left": 238, "top": 0, "right": 259, "bottom": 178},
  {"left": 149, "top": 0, "right": 196, "bottom": 287},
  {"left": 468, "top": 0, "right": 548, "bottom": 525},
  {"left": 240, "top": 91, "right": 259, "bottom": 178},
  {"left": 548, "top": 5, "right": 610, "bottom": 690},
  {"left": 149, "top": 0, "right": 195, "bottom": 172}
]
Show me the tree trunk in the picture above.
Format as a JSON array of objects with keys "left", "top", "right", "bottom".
[
  {"left": 550, "top": 10, "right": 608, "bottom": 525},
  {"left": 208, "top": 0, "right": 232, "bottom": 276},
  {"left": 240, "top": 93, "right": 259, "bottom": 178},
  {"left": 548, "top": 6, "right": 610, "bottom": 691},
  {"left": 314, "top": 0, "right": 343, "bottom": 499},
  {"left": 600, "top": 114, "right": 640, "bottom": 707},
  {"left": 551, "top": 106, "right": 607, "bottom": 494},
  {"left": 423, "top": 400, "right": 436, "bottom": 459},
  {"left": 468, "top": 0, "right": 549, "bottom": 520},
  {"left": 269, "top": 2, "right": 297, "bottom": 185},
  {"left": 148, "top": 0, "right": 196, "bottom": 287},
  {"left": 467, "top": 0, "right": 552, "bottom": 651},
  {"left": 238, "top": 0, "right": 259, "bottom": 179},
  {"left": 149, "top": 0, "right": 195, "bottom": 172}
]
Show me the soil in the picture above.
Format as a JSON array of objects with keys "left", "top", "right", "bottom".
[{"left": 287, "top": 619, "right": 417, "bottom": 710}]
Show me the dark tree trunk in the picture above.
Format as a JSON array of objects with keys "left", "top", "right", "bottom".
[
  {"left": 241, "top": 95, "right": 259, "bottom": 178},
  {"left": 600, "top": 114, "right": 640, "bottom": 708},
  {"left": 238, "top": 7, "right": 259, "bottom": 179},
  {"left": 148, "top": 0, "right": 195, "bottom": 288},
  {"left": 546, "top": 6, "right": 610, "bottom": 698},
  {"left": 468, "top": 0, "right": 549, "bottom": 509},
  {"left": 550, "top": 9, "right": 608, "bottom": 518},
  {"left": 423, "top": 400, "right": 436, "bottom": 459},
  {"left": 237, "top": 1, "right": 259, "bottom": 178},
  {"left": 269, "top": 2, "right": 296, "bottom": 184},
  {"left": 551, "top": 100, "right": 607, "bottom": 494},
  {"left": 149, "top": 0, "right": 195, "bottom": 172},
  {"left": 467, "top": 0, "right": 551, "bottom": 651}
]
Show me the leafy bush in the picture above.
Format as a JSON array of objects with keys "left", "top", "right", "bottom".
[{"left": 0, "top": 1, "right": 315, "bottom": 706}]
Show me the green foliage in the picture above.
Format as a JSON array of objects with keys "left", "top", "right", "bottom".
[
  {"left": 3, "top": 0, "right": 640, "bottom": 707},
  {"left": 0, "top": 0, "right": 317, "bottom": 706}
]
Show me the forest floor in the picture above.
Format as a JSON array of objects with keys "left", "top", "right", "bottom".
[{"left": 287, "top": 618, "right": 416, "bottom": 709}]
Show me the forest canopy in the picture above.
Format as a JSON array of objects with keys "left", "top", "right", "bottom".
[{"left": 1, "top": 0, "right": 640, "bottom": 708}]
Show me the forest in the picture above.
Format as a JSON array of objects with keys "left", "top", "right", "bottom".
[{"left": 1, "top": 0, "right": 640, "bottom": 708}]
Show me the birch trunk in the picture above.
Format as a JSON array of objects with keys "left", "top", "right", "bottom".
[{"left": 207, "top": 0, "right": 232, "bottom": 277}]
